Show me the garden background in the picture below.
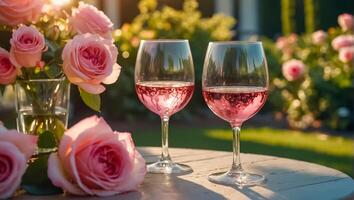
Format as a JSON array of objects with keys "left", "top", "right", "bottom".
[{"left": 0, "top": 0, "right": 353, "bottom": 177}]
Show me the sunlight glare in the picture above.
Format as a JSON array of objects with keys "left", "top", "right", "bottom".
[{"left": 51, "top": 0, "right": 71, "bottom": 7}]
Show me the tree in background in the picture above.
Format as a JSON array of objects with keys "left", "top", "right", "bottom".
[
  {"left": 304, "top": 0, "right": 316, "bottom": 33},
  {"left": 281, "top": 0, "right": 296, "bottom": 35}
]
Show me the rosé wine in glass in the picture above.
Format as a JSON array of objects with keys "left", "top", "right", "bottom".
[
  {"left": 203, "top": 86, "right": 268, "bottom": 127},
  {"left": 135, "top": 40, "right": 194, "bottom": 174},
  {"left": 202, "top": 41, "right": 269, "bottom": 187},
  {"left": 136, "top": 81, "right": 194, "bottom": 117}
]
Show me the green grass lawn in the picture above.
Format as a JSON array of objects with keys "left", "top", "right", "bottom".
[{"left": 132, "top": 126, "right": 353, "bottom": 177}]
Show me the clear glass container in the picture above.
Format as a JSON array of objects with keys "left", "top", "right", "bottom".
[{"left": 15, "top": 77, "right": 70, "bottom": 154}]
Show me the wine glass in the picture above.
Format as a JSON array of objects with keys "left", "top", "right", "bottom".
[
  {"left": 202, "top": 41, "right": 269, "bottom": 186},
  {"left": 135, "top": 40, "right": 195, "bottom": 174}
]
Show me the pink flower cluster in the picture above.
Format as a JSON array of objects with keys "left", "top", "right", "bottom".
[
  {"left": 0, "top": 2, "right": 121, "bottom": 94},
  {"left": 332, "top": 14, "right": 354, "bottom": 63},
  {"left": 0, "top": 123, "right": 37, "bottom": 199},
  {"left": 276, "top": 33, "right": 298, "bottom": 60},
  {"left": 48, "top": 116, "right": 146, "bottom": 196},
  {"left": 312, "top": 30, "right": 327, "bottom": 45}
]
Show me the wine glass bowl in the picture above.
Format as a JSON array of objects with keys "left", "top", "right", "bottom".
[
  {"left": 135, "top": 40, "right": 194, "bottom": 174},
  {"left": 202, "top": 41, "right": 269, "bottom": 186}
]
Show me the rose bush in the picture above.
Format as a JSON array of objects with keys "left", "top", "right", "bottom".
[
  {"left": 48, "top": 116, "right": 146, "bottom": 196},
  {"left": 0, "top": 124, "right": 37, "bottom": 199},
  {"left": 264, "top": 13, "right": 353, "bottom": 130}
]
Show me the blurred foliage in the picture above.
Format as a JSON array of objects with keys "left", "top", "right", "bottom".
[
  {"left": 105, "top": 0, "right": 235, "bottom": 120},
  {"left": 264, "top": 25, "right": 353, "bottom": 131}
]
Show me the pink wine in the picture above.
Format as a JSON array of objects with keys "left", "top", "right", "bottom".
[
  {"left": 203, "top": 86, "right": 268, "bottom": 126},
  {"left": 136, "top": 81, "right": 194, "bottom": 117}
]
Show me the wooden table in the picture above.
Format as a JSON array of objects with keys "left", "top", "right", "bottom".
[{"left": 18, "top": 147, "right": 354, "bottom": 200}]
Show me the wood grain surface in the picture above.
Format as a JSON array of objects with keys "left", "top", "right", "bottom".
[{"left": 17, "top": 147, "right": 354, "bottom": 200}]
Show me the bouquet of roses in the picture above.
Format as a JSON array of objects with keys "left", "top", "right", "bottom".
[
  {"left": 0, "top": 0, "right": 121, "bottom": 111},
  {"left": 0, "top": 0, "right": 146, "bottom": 198}
]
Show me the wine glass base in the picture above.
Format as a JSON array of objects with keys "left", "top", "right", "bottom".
[
  {"left": 208, "top": 170, "right": 265, "bottom": 187},
  {"left": 147, "top": 160, "right": 192, "bottom": 174}
]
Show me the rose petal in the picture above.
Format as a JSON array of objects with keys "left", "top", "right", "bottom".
[
  {"left": 59, "top": 116, "right": 112, "bottom": 160},
  {"left": 0, "top": 130, "right": 37, "bottom": 159},
  {"left": 114, "top": 149, "right": 146, "bottom": 192},
  {"left": 47, "top": 153, "right": 86, "bottom": 196},
  {"left": 0, "top": 142, "right": 27, "bottom": 199},
  {"left": 102, "top": 63, "right": 121, "bottom": 85}
]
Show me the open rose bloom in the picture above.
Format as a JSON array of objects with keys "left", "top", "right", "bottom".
[
  {"left": 331, "top": 35, "right": 354, "bottom": 51},
  {"left": 62, "top": 34, "right": 121, "bottom": 94},
  {"left": 339, "top": 47, "right": 354, "bottom": 63},
  {"left": 70, "top": 2, "right": 114, "bottom": 40},
  {"left": 0, "top": 125, "right": 37, "bottom": 199},
  {"left": 48, "top": 116, "right": 146, "bottom": 196},
  {"left": 282, "top": 59, "right": 305, "bottom": 81},
  {"left": 0, "top": 0, "right": 43, "bottom": 26}
]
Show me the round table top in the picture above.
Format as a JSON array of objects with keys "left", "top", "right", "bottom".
[{"left": 18, "top": 147, "right": 354, "bottom": 200}]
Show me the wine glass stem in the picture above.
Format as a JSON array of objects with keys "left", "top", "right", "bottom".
[
  {"left": 160, "top": 116, "right": 171, "bottom": 161},
  {"left": 231, "top": 126, "right": 243, "bottom": 173}
]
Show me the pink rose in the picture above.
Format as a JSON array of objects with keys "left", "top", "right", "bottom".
[
  {"left": 312, "top": 30, "right": 327, "bottom": 45},
  {"left": 339, "top": 47, "right": 354, "bottom": 63},
  {"left": 288, "top": 33, "right": 298, "bottom": 44},
  {"left": 0, "top": 128, "right": 37, "bottom": 199},
  {"left": 282, "top": 59, "right": 305, "bottom": 81},
  {"left": 0, "top": 47, "right": 17, "bottom": 84},
  {"left": 10, "top": 26, "right": 46, "bottom": 68},
  {"left": 338, "top": 13, "right": 353, "bottom": 31},
  {"left": 47, "top": 116, "right": 146, "bottom": 196},
  {"left": 70, "top": 2, "right": 114, "bottom": 40},
  {"left": 331, "top": 35, "right": 354, "bottom": 50},
  {"left": 0, "top": 0, "right": 43, "bottom": 26},
  {"left": 276, "top": 36, "right": 287, "bottom": 50},
  {"left": 62, "top": 33, "right": 120, "bottom": 94}
]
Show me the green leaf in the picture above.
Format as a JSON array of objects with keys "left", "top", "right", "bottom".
[
  {"left": 37, "top": 131, "right": 57, "bottom": 149},
  {"left": 21, "top": 154, "right": 63, "bottom": 195},
  {"left": 44, "top": 64, "right": 63, "bottom": 78},
  {"left": 79, "top": 87, "right": 101, "bottom": 112}
]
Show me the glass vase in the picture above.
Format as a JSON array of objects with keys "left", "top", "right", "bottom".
[{"left": 15, "top": 77, "right": 70, "bottom": 154}]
